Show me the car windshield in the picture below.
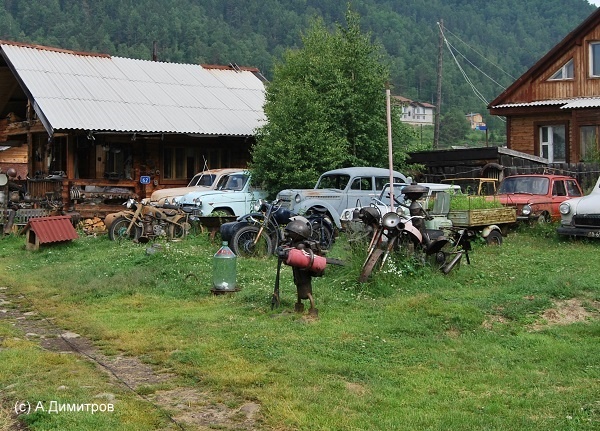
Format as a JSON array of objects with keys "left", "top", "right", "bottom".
[
  {"left": 498, "top": 177, "right": 549, "bottom": 195},
  {"left": 377, "top": 184, "right": 407, "bottom": 205},
  {"left": 222, "top": 174, "right": 248, "bottom": 191},
  {"left": 316, "top": 174, "right": 351, "bottom": 190},
  {"left": 188, "top": 173, "right": 216, "bottom": 187}
]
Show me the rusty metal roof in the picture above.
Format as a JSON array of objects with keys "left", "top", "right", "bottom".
[
  {"left": 24, "top": 215, "right": 79, "bottom": 244},
  {"left": 0, "top": 41, "right": 266, "bottom": 137}
]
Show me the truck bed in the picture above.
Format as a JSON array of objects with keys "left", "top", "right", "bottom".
[{"left": 447, "top": 207, "right": 516, "bottom": 227}]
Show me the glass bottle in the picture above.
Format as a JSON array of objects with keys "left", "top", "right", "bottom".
[{"left": 212, "top": 241, "right": 237, "bottom": 290}]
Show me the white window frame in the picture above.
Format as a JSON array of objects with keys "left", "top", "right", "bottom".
[
  {"left": 539, "top": 125, "right": 566, "bottom": 163},
  {"left": 549, "top": 59, "right": 574, "bottom": 80}
]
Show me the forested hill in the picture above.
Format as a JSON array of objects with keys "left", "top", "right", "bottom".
[{"left": 0, "top": 0, "right": 596, "bottom": 125}]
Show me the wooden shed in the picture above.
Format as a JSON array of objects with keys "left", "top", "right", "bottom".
[{"left": 0, "top": 41, "right": 267, "bottom": 219}]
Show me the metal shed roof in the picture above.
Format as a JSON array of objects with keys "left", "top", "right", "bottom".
[
  {"left": 0, "top": 42, "right": 266, "bottom": 137},
  {"left": 491, "top": 97, "right": 600, "bottom": 110}
]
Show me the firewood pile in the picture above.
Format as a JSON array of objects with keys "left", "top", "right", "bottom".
[{"left": 80, "top": 217, "right": 106, "bottom": 235}]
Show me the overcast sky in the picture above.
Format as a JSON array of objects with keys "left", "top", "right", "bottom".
[{"left": 589, "top": 0, "right": 600, "bottom": 6}]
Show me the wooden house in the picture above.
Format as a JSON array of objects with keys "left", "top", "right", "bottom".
[
  {"left": 0, "top": 41, "right": 266, "bottom": 219},
  {"left": 489, "top": 8, "right": 600, "bottom": 164}
]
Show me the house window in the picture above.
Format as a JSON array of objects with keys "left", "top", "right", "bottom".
[
  {"left": 163, "top": 147, "right": 194, "bottom": 180},
  {"left": 580, "top": 126, "right": 599, "bottom": 161},
  {"left": 590, "top": 42, "right": 600, "bottom": 77},
  {"left": 549, "top": 59, "right": 574, "bottom": 80},
  {"left": 539, "top": 125, "right": 565, "bottom": 162}
]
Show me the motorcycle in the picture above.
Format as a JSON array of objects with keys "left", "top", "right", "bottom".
[
  {"left": 357, "top": 184, "right": 474, "bottom": 282},
  {"left": 220, "top": 199, "right": 335, "bottom": 258},
  {"left": 106, "top": 199, "right": 190, "bottom": 242}
]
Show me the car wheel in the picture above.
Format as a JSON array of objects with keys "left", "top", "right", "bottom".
[
  {"left": 537, "top": 212, "right": 551, "bottom": 224},
  {"left": 485, "top": 230, "right": 503, "bottom": 246}
]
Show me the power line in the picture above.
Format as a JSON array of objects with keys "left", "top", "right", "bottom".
[{"left": 443, "top": 26, "right": 517, "bottom": 82}]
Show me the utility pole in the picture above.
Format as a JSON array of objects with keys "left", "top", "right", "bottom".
[{"left": 434, "top": 19, "right": 443, "bottom": 149}]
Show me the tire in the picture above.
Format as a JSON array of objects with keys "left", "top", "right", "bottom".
[
  {"left": 485, "top": 230, "right": 503, "bottom": 246},
  {"left": 310, "top": 220, "right": 334, "bottom": 250},
  {"left": 359, "top": 248, "right": 384, "bottom": 283},
  {"left": 231, "top": 225, "right": 274, "bottom": 258},
  {"left": 537, "top": 212, "right": 551, "bottom": 224},
  {"left": 108, "top": 216, "right": 142, "bottom": 241},
  {"left": 168, "top": 215, "right": 190, "bottom": 240}
]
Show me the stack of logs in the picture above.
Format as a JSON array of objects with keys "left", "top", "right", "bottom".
[{"left": 81, "top": 217, "right": 106, "bottom": 235}]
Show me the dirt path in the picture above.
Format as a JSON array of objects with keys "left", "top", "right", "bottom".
[{"left": 0, "top": 287, "right": 261, "bottom": 431}]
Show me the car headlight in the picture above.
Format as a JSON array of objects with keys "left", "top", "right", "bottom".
[
  {"left": 521, "top": 204, "right": 532, "bottom": 216},
  {"left": 559, "top": 202, "right": 571, "bottom": 215},
  {"left": 193, "top": 197, "right": 202, "bottom": 207},
  {"left": 253, "top": 199, "right": 265, "bottom": 212},
  {"left": 340, "top": 209, "right": 351, "bottom": 221},
  {"left": 295, "top": 194, "right": 302, "bottom": 203}
]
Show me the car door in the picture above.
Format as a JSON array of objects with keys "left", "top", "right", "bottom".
[
  {"left": 345, "top": 176, "right": 375, "bottom": 211},
  {"left": 550, "top": 179, "right": 569, "bottom": 218}
]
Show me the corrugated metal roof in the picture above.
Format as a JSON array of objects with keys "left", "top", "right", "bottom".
[
  {"left": 24, "top": 215, "right": 79, "bottom": 245},
  {"left": 492, "top": 97, "right": 600, "bottom": 109},
  {"left": 560, "top": 97, "right": 600, "bottom": 109},
  {"left": 1, "top": 42, "right": 266, "bottom": 136}
]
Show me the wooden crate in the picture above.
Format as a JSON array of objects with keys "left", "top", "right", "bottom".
[{"left": 447, "top": 207, "right": 517, "bottom": 227}]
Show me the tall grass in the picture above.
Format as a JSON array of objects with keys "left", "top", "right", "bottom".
[{"left": 0, "top": 226, "right": 598, "bottom": 430}]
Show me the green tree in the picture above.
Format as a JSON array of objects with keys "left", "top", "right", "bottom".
[
  {"left": 439, "top": 109, "right": 470, "bottom": 148},
  {"left": 250, "top": 8, "right": 413, "bottom": 195}
]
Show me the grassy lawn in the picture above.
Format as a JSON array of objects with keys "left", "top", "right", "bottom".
[{"left": 0, "top": 224, "right": 598, "bottom": 430}]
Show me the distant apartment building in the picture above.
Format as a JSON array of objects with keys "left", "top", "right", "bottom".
[{"left": 392, "top": 96, "right": 435, "bottom": 126}]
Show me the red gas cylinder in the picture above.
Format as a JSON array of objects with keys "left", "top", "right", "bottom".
[{"left": 285, "top": 248, "right": 327, "bottom": 273}]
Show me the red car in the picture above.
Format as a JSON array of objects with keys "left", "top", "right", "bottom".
[{"left": 495, "top": 174, "right": 583, "bottom": 223}]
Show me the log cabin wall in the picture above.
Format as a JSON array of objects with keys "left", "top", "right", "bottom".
[
  {"left": 508, "top": 112, "right": 573, "bottom": 157},
  {"left": 1, "top": 122, "right": 253, "bottom": 219}
]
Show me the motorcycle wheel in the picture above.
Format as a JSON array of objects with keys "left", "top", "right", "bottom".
[
  {"left": 428, "top": 244, "right": 462, "bottom": 274},
  {"left": 359, "top": 248, "right": 384, "bottom": 283},
  {"left": 108, "top": 216, "right": 142, "bottom": 241},
  {"left": 168, "top": 215, "right": 190, "bottom": 240},
  {"left": 310, "top": 220, "right": 334, "bottom": 250},
  {"left": 231, "top": 225, "right": 274, "bottom": 258}
]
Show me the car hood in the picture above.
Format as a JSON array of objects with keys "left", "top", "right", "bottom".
[
  {"left": 278, "top": 188, "right": 343, "bottom": 198},
  {"left": 151, "top": 186, "right": 211, "bottom": 201},
  {"left": 178, "top": 189, "right": 237, "bottom": 204},
  {"left": 495, "top": 193, "right": 549, "bottom": 205},
  {"left": 567, "top": 193, "right": 600, "bottom": 213}
]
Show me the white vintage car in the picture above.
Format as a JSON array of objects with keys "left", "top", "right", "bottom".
[
  {"left": 149, "top": 168, "right": 242, "bottom": 205},
  {"left": 276, "top": 167, "right": 409, "bottom": 229},
  {"left": 174, "top": 171, "right": 267, "bottom": 217},
  {"left": 557, "top": 176, "right": 600, "bottom": 239}
]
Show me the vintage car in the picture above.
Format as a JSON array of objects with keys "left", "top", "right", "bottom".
[
  {"left": 441, "top": 177, "right": 498, "bottom": 196},
  {"left": 494, "top": 174, "right": 583, "bottom": 222},
  {"left": 557, "top": 176, "right": 600, "bottom": 238},
  {"left": 276, "top": 167, "right": 409, "bottom": 229},
  {"left": 148, "top": 168, "right": 242, "bottom": 205},
  {"left": 174, "top": 171, "right": 267, "bottom": 217}
]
